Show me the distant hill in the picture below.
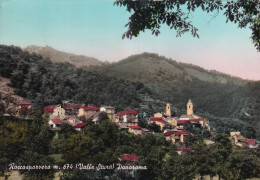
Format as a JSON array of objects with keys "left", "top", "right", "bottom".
[
  {"left": 92, "top": 52, "right": 246, "bottom": 85},
  {"left": 24, "top": 45, "right": 104, "bottom": 67}
]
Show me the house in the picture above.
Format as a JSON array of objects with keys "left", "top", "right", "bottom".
[
  {"left": 49, "top": 118, "right": 62, "bottom": 129},
  {"left": 149, "top": 117, "right": 172, "bottom": 131},
  {"left": 115, "top": 110, "right": 138, "bottom": 126},
  {"left": 230, "top": 132, "right": 259, "bottom": 148},
  {"left": 128, "top": 125, "right": 142, "bottom": 135},
  {"left": 153, "top": 112, "right": 163, "bottom": 118},
  {"left": 174, "top": 131, "right": 189, "bottom": 143},
  {"left": 230, "top": 132, "right": 247, "bottom": 147},
  {"left": 189, "top": 118, "right": 205, "bottom": 126},
  {"left": 64, "top": 116, "right": 82, "bottom": 126},
  {"left": 118, "top": 123, "right": 129, "bottom": 132},
  {"left": 165, "top": 117, "right": 177, "bottom": 127},
  {"left": 43, "top": 105, "right": 58, "bottom": 113},
  {"left": 73, "top": 122, "right": 88, "bottom": 131},
  {"left": 100, "top": 106, "right": 115, "bottom": 120},
  {"left": 120, "top": 154, "right": 139, "bottom": 162},
  {"left": 43, "top": 104, "right": 66, "bottom": 120},
  {"left": 164, "top": 131, "right": 175, "bottom": 143},
  {"left": 78, "top": 106, "right": 100, "bottom": 119},
  {"left": 65, "top": 104, "right": 82, "bottom": 115},
  {"left": 17, "top": 100, "right": 32, "bottom": 116},
  {"left": 246, "top": 139, "right": 258, "bottom": 149}
]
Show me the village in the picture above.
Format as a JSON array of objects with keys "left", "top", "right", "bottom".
[{"left": 16, "top": 98, "right": 259, "bottom": 155}]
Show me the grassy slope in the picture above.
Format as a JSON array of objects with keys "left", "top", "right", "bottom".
[
  {"left": 93, "top": 52, "right": 246, "bottom": 85},
  {"left": 24, "top": 45, "right": 104, "bottom": 68}
]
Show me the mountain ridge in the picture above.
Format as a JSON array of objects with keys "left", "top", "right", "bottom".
[
  {"left": 1, "top": 44, "right": 259, "bottom": 140},
  {"left": 24, "top": 45, "right": 104, "bottom": 68},
  {"left": 90, "top": 52, "right": 247, "bottom": 85}
]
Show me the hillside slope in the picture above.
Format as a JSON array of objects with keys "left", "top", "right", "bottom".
[
  {"left": 24, "top": 45, "right": 104, "bottom": 67},
  {"left": 92, "top": 52, "right": 246, "bottom": 85},
  {"left": 0, "top": 76, "right": 23, "bottom": 116},
  {"left": 1, "top": 45, "right": 259, "bottom": 140}
]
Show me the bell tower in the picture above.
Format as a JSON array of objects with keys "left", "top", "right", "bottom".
[
  {"left": 187, "top": 99, "right": 193, "bottom": 116},
  {"left": 166, "top": 103, "right": 171, "bottom": 116}
]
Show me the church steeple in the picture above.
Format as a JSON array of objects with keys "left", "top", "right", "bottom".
[
  {"left": 166, "top": 103, "right": 171, "bottom": 116},
  {"left": 187, "top": 99, "right": 193, "bottom": 116}
]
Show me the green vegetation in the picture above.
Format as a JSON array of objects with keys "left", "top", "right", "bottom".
[
  {"left": 90, "top": 52, "right": 260, "bottom": 140},
  {"left": 1, "top": 45, "right": 260, "bottom": 140},
  {"left": 0, "top": 45, "right": 150, "bottom": 111},
  {"left": 49, "top": 154, "right": 64, "bottom": 164},
  {"left": 1, "top": 111, "right": 260, "bottom": 179},
  {"left": 0, "top": 109, "right": 55, "bottom": 179},
  {"left": 92, "top": 52, "right": 245, "bottom": 85},
  {"left": 114, "top": 0, "right": 260, "bottom": 52}
]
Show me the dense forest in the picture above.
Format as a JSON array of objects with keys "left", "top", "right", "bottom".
[
  {"left": 1, "top": 45, "right": 260, "bottom": 140},
  {"left": 1, "top": 45, "right": 260, "bottom": 179},
  {"left": 87, "top": 53, "right": 260, "bottom": 140},
  {"left": 1, "top": 112, "right": 260, "bottom": 180},
  {"left": 0, "top": 45, "right": 150, "bottom": 111}
]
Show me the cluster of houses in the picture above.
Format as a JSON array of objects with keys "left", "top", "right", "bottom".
[
  {"left": 230, "top": 132, "right": 258, "bottom": 149},
  {"left": 43, "top": 104, "right": 115, "bottom": 131},
  {"left": 16, "top": 99, "right": 259, "bottom": 151}
]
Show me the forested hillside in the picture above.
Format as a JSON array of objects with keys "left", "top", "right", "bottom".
[
  {"left": 88, "top": 52, "right": 260, "bottom": 140},
  {"left": 91, "top": 52, "right": 246, "bottom": 85},
  {"left": 0, "top": 45, "right": 150, "bottom": 111},
  {"left": 0, "top": 45, "right": 260, "bottom": 140}
]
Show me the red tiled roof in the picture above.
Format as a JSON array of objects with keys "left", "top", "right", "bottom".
[
  {"left": 116, "top": 110, "right": 138, "bottom": 116},
  {"left": 164, "top": 131, "right": 174, "bottom": 136},
  {"left": 174, "top": 131, "right": 189, "bottom": 135},
  {"left": 19, "top": 100, "right": 31, "bottom": 105},
  {"left": 82, "top": 106, "right": 100, "bottom": 111},
  {"left": 190, "top": 118, "right": 204, "bottom": 121},
  {"left": 150, "top": 117, "right": 163, "bottom": 121},
  {"left": 150, "top": 117, "right": 168, "bottom": 124},
  {"left": 102, "top": 106, "right": 114, "bottom": 109},
  {"left": 43, "top": 105, "right": 58, "bottom": 112},
  {"left": 51, "top": 118, "right": 62, "bottom": 125},
  {"left": 120, "top": 154, "right": 138, "bottom": 161},
  {"left": 158, "top": 119, "right": 169, "bottom": 124},
  {"left": 246, "top": 139, "right": 256, "bottom": 145},
  {"left": 129, "top": 125, "right": 142, "bottom": 130},
  {"left": 176, "top": 148, "right": 193, "bottom": 151},
  {"left": 65, "top": 104, "right": 82, "bottom": 109},
  {"left": 177, "top": 120, "right": 190, "bottom": 124},
  {"left": 73, "top": 122, "right": 88, "bottom": 128}
]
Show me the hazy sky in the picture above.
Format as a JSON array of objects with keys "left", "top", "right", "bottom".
[{"left": 0, "top": 0, "right": 259, "bottom": 80}]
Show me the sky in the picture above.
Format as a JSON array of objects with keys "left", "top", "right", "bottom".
[{"left": 0, "top": 0, "right": 259, "bottom": 80}]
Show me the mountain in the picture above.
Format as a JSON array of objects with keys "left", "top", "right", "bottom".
[
  {"left": 24, "top": 45, "right": 104, "bottom": 67},
  {"left": 88, "top": 53, "right": 260, "bottom": 139},
  {"left": 91, "top": 52, "right": 246, "bottom": 85},
  {"left": 1, "top": 45, "right": 260, "bottom": 140}
]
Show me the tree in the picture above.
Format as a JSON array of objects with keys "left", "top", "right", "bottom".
[
  {"left": 62, "top": 134, "right": 93, "bottom": 164},
  {"left": 114, "top": 0, "right": 260, "bottom": 52},
  {"left": 27, "top": 108, "right": 55, "bottom": 155},
  {"left": 138, "top": 111, "right": 148, "bottom": 128},
  {"left": 224, "top": 148, "right": 260, "bottom": 180},
  {"left": 148, "top": 122, "right": 161, "bottom": 132},
  {"left": 16, "top": 150, "right": 55, "bottom": 180}
]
